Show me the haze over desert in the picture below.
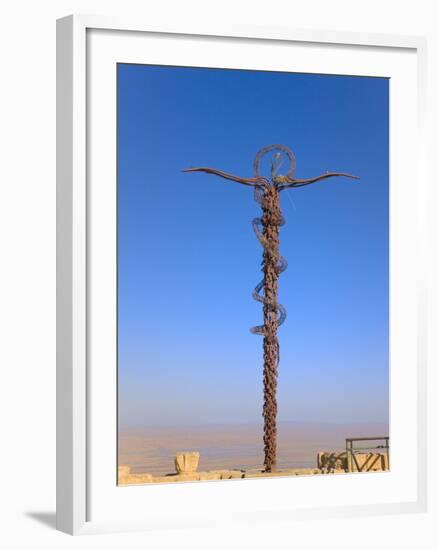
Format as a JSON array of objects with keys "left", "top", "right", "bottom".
[{"left": 118, "top": 421, "right": 389, "bottom": 475}]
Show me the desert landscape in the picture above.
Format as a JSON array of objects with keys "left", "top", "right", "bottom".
[{"left": 118, "top": 421, "right": 389, "bottom": 483}]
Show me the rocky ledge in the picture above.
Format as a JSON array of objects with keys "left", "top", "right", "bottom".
[{"left": 118, "top": 449, "right": 389, "bottom": 485}]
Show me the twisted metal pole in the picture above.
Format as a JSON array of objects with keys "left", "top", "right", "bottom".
[{"left": 183, "top": 144, "right": 358, "bottom": 472}]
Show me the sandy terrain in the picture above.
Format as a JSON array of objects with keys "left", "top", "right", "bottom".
[{"left": 118, "top": 421, "right": 388, "bottom": 475}]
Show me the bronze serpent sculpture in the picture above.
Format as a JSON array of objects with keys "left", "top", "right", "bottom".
[{"left": 183, "top": 144, "right": 359, "bottom": 472}]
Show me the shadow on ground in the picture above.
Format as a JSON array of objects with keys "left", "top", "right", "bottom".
[{"left": 25, "top": 511, "right": 56, "bottom": 530}]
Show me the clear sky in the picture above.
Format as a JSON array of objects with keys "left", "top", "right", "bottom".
[{"left": 117, "top": 64, "right": 389, "bottom": 428}]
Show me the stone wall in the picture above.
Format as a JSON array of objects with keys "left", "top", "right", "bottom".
[
  {"left": 118, "top": 465, "right": 326, "bottom": 485},
  {"left": 317, "top": 451, "right": 389, "bottom": 473},
  {"left": 118, "top": 450, "right": 389, "bottom": 485}
]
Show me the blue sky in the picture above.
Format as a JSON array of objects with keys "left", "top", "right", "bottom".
[{"left": 117, "top": 64, "right": 389, "bottom": 427}]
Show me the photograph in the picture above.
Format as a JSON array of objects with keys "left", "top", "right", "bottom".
[
  {"left": 116, "top": 63, "right": 390, "bottom": 485},
  {"left": 0, "top": 0, "right": 431, "bottom": 544}
]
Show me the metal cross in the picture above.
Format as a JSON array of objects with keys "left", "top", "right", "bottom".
[{"left": 183, "top": 144, "right": 359, "bottom": 472}]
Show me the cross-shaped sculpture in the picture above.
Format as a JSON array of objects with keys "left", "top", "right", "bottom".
[{"left": 183, "top": 144, "right": 359, "bottom": 472}]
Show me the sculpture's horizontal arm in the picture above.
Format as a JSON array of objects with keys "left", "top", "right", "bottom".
[
  {"left": 277, "top": 172, "right": 359, "bottom": 190},
  {"left": 182, "top": 167, "right": 266, "bottom": 187}
]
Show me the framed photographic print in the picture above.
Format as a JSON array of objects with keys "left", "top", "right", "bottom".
[{"left": 56, "top": 15, "right": 427, "bottom": 535}]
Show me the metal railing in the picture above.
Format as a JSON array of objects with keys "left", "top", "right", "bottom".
[{"left": 346, "top": 436, "right": 390, "bottom": 472}]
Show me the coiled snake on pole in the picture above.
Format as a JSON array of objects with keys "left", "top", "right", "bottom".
[
  {"left": 183, "top": 144, "right": 359, "bottom": 472},
  {"left": 250, "top": 146, "right": 290, "bottom": 340}
]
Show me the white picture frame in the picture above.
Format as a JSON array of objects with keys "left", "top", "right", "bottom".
[{"left": 56, "top": 14, "right": 428, "bottom": 535}]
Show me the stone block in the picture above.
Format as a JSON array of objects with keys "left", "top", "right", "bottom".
[
  {"left": 132, "top": 473, "right": 153, "bottom": 483},
  {"left": 152, "top": 475, "right": 180, "bottom": 483},
  {"left": 317, "top": 452, "right": 348, "bottom": 471},
  {"left": 317, "top": 451, "right": 389, "bottom": 473},
  {"left": 352, "top": 452, "right": 387, "bottom": 472},
  {"left": 175, "top": 472, "right": 201, "bottom": 481},
  {"left": 118, "top": 465, "right": 131, "bottom": 484},
  {"left": 220, "top": 470, "right": 243, "bottom": 479},
  {"left": 198, "top": 472, "right": 222, "bottom": 481},
  {"left": 175, "top": 451, "right": 200, "bottom": 474},
  {"left": 117, "top": 466, "right": 154, "bottom": 485}
]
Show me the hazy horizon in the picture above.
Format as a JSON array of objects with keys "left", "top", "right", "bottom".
[
  {"left": 119, "top": 420, "right": 389, "bottom": 475},
  {"left": 119, "top": 419, "right": 389, "bottom": 429}
]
